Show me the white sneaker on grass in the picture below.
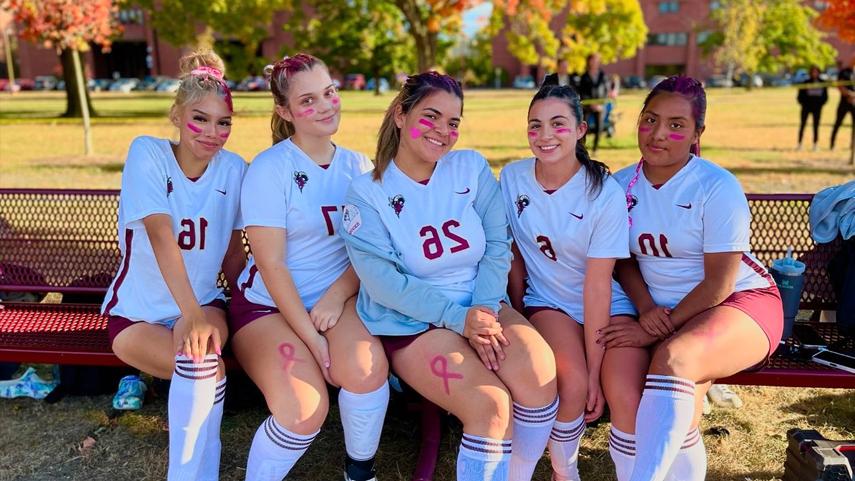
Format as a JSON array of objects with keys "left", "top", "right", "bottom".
[{"left": 707, "top": 384, "right": 743, "bottom": 409}]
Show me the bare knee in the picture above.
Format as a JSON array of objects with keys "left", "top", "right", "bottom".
[
  {"left": 556, "top": 365, "right": 588, "bottom": 417},
  {"left": 330, "top": 345, "right": 389, "bottom": 393},
  {"left": 267, "top": 386, "right": 329, "bottom": 435},
  {"left": 457, "top": 385, "right": 512, "bottom": 439},
  {"left": 650, "top": 339, "right": 698, "bottom": 380}
]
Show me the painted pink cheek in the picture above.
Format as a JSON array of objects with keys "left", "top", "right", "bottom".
[
  {"left": 669, "top": 133, "right": 686, "bottom": 141},
  {"left": 409, "top": 127, "right": 422, "bottom": 139},
  {"left": 331, "top": 97, "right": 340, "bottom": 105},
  {"left": 528, "top": 131, "right": 538, "bottom": 138},
  {"left": 555, "top": 128, "right": 571, "bottom": 134},
  {"left": 298, "top": 108, "right": 315, "bottom": 118},
  {"left": 638, "top": 126, "right": 651, "bottom": 133},
  {"left": 186, "top": 122, "right": 202, "bottom": 134},
  {"left": 449, "top": 130, "right": 459, "bottom": 139},
  {"left": 219, "top": 131, "right": 230, "bottom": 140},
  {"left": 418, "top": 119, "right": 435, "bottom": 129}
]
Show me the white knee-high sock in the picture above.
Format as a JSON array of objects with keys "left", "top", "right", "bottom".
[
  {"left": 509, "top": 397, "right": 558, "bottom": 481},
  {"left": 168, "top": 354, "right": 218, "bottom": 481},
  {"left": 629, "top": 375, "right": 696, "bottom": 481},
  {"left": 608, "top": 427, "right": 636, "bottom": 481},
  {"left": 665, "top": 428, "right": 706, "bottom": 481},
  {"left": 548, "top": 413, "right": 586, "bottom": 481},
  {"left": 457, "top": 433, "right": 512, "bottom": 481},
  {"left": 198, "top": 377, "right": 226, "bottom": 481},
  {"left": 245, "top": 415, "right": 318, "bottom": 481},
  {"left": 339, "top": 381, "right": 390, "bottom": 462}
]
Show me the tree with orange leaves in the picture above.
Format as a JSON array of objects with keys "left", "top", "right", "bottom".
[
  {"left": 392, "top": 0, "right": 471, "bottom": 72},
  {"left": 5, "top": 0, "right": 121, "bottom": 122},
  {"left": 816, "top": 0, "right": 855, "bottom": 43}
]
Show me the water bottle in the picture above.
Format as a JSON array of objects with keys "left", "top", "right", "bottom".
[{"left": 769, "top": 247, "right": 806, "bottom": 341}]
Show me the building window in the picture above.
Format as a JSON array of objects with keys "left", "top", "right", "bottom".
[
  {"left": 659, "top": 1, "right": 680, "bottom": 13},
  {"left": 697, "top": 31, "right": 712, "bottom": 44},
  {"left": 117, "top": 8, "right": 144, "bottom": 25},
  {"left": 710, "top": 0, "right": 721, "bottom": 10},
  {"left": 647, "top": 32, "right": 689, "bottom": 46}
]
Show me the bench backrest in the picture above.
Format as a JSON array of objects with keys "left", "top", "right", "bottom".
[{"left": 0, "top": 189, "right": 841, "bottom": 312}]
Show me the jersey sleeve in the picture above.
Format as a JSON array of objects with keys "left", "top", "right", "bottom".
[
  {"left": 470, "top": 157, "right": 512, "bottom": 311},
  {"left": 356, "top": 152, "right": 374, "bottom": 175},
  {"left": 702, "top": 175, "right": 751, "bottom": 253},
  {"left": 241, "top": 152, "right": 289, "bottom": 229},
  {"left": 340, "top": 180, "right": 471, "bottom": 334},
  {"left": 587, "top": 182, "right": 630, "bottom": 259},
  {"left": 120, "top": 137, "right": 171, "bottom": 227}
]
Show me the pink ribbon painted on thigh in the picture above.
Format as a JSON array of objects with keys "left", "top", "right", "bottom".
[
  {"left": 278, "top": 342, "right": 302, "bottom": 371},
  {"left": 431, "top": 355, "right": 463, "bottom": 395}
]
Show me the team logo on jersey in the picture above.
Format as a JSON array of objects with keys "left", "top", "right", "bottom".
[
  {"left": 293, "top": 171, "right": 308, "bottom": 192},
  {"left": 515, "top": 195, "right": 530, "bottom": 217},
  {"left": 627, "top": 194, "right": 638, "bottom": 212},
  {"left": 166, "top": 176, "right": 174, "bottom": 197},
  {"left": 389, "top": 195, "right": 405, "bottom": 217}
]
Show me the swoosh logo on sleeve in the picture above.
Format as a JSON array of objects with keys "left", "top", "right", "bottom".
[
  {"left": 570, "top": 212, "right": 584, "bottom": 220},
  {"left": 456, "top": 187, "right": 471, "bottom": 194},
  {"left": 676, "top": 203, "right": 691, "bottom": 209}
]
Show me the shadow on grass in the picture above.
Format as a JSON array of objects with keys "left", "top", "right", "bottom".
[{"left": 783, "top": 391, "right": 855, "bottom": 432}]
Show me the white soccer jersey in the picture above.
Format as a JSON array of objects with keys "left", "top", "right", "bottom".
[
  {"left": 613, "top": 155, "right": 774, "bottom": 309},
  {"left": 237, "top": 139, "right": 373, "bottom": 310},
  {"left": 102, "top": 136, "right": 246, "bottom": 323},
  {"left": 501, "top": 158, "right": 635, "bottom": 323},
  {"left": 347, "top": 150, "right": 490, "bottom": 306}
]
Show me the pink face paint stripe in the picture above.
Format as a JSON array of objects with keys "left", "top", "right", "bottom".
[
  {"left": 449, "top": 130, "right": 459, "bottom": 138},
  {"left": 219, "top": 132, "right": 230, "bottom": 140},
  {"left": 528, "top": 130, "right": 538, "bottom": 138},
  {"left": 430, "top": 355, "right": 463, "bottom": 395},
  {"left": 638, "top": 126, "right": 651, "bottom": 132},
  {"left": 669, "top": 133, "right": 686, "bottom": 140},
  {"left": 555, "top": 128, "right": 571, "bottom": 134},
  {"left": 418, "top": 119, "right": 435, "bottom": 129},
  {"left": 298, "top": 108, "right": 315, "bottom": 118},
  {"left": 186, "top": 122, "right": 202, "bottom": 134}
]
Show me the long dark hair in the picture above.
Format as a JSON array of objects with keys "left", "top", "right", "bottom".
[
  {"left": 640, "top": 75, "right": 706, "bottom": 156},
  {"left": 374, "top": 71, "right": 463, "bottom": 181},
  {"left": 529, "top": 79, "right": 609, "bottom": 198}
]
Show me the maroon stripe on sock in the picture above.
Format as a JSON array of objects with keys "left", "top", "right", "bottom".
[
  {"left": 264, "top": 417, "right": 315, "bottom": 450},
  {"left": 461, "top": 441, "right": 513, "bottom": 455},
  {"left": 513, "top": 398, "right": 559, "bottom": 414},
  {"left": 609, "top": 430, "right": 636, "bottom": 448},
  {"left": 645, "top": 375, "right": 695, "bottom": 390},
  {"left": 644, "top": 384, "right": 695, "bottom": 397},
  {"left": 461, "top": 434, "right": 512, "bottom": 447},
  {"left": 550, "top": 423, "right": 585, "bottom": 442},
  {"left": 103, "top": 229, "right": 133, "bottom": 315},
  {"left": 681, "top": 429, "right": 701, "bottom": 449},
  {"left": 609, "top": 438, "right": 636, "bottom": 457}
]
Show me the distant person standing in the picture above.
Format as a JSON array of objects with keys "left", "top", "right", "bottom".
[
  {"left": 797, "top": 65, "right": 828, "bottom": 151},
  {"left": 577, "top": 54, "right": 608, "bottom": 153},
  {"left": 830, "top": 56, "right": 855, "bottom": 151},
  {"left": 542, "top": 58, "right": 574, "bottom": 88}
]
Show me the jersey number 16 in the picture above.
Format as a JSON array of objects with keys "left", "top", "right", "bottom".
[{"left": 178, "top": 218, "right": 208, "bottom": 250}]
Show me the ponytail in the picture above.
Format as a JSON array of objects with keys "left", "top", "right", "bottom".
[
  {"left": 374, "top": 102, "right": 401, "bottom": 181},
  {"left": 271, "top": 112, "right": 295, "bottom": 145}
]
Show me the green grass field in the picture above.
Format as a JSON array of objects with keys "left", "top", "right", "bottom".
[{"left": 0, "top": 88, "right": 853, "bottom": 481}]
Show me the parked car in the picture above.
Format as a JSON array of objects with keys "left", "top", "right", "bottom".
[
  {"left": 344, "top": 73, "right": 366, "bottom": 90},
  {"left": 735, "top": 73, "right": 763, "bottom": 88},
  {"left": 88, "top": 78, "right": 113, "bottom": 92},
  {"left": 109, "top": 78, "right": 140, "bottom": 93},
  {"left": 623, "top": 75, "right": 647, "bottom": 89},
  {"left": 366, "top": 77, "right": 390, "bottom": 93},
  {"left": 15, "top": 78, "right": 34, "bottom": 91},
  {"left": 648, "top": 75, "right": 668, "bottom": 88},
  {"left": 155, "top": 78, "right": 180, "bottom": 93},
  {"left": 512, "top": 75, "right": 535, "bottom": 89},
  {"left": 34, "top": 76, "right": 58, "bottom": 90},
  {"left": 705, "top": 75, "right": 733, "bottom": 88},
  {"left": 236, "top": 75, "right": 266, "bottom": 92}
]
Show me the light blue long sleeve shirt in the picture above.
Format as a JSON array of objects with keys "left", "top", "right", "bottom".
[{"left": 340, "top": 151, "right": 511, "bottom": 336}]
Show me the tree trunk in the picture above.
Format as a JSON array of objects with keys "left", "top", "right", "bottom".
[
  {"left": 395, "top": 0, "right": 436, "bottom": 72},
  {"left": 60, "top": 49, "right": 96, "bottom": 118},
  {"left": 71, "top": 48, "right": 93, "bottom": 155}
]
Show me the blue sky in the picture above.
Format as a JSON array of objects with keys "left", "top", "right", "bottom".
[{"left": 462, "top": 3, "right": 493, "bottom": 37}]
